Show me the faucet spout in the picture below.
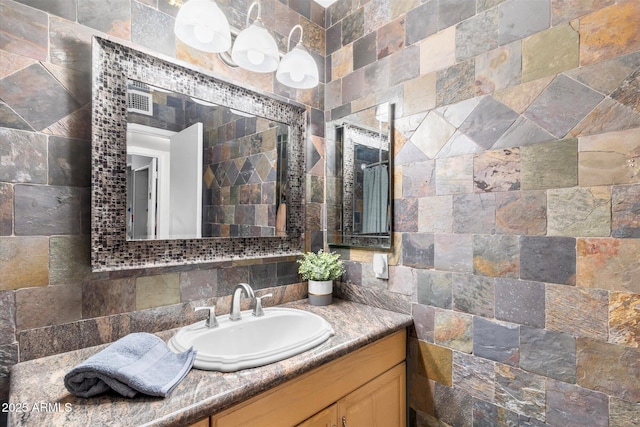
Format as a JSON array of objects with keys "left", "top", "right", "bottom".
[{"left": 230, "top": 283, "right": 255, "bottom": 321}]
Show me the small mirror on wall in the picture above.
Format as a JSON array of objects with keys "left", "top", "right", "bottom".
[{"left": 325, "top": 103, "right": 394, "bottom": 249}]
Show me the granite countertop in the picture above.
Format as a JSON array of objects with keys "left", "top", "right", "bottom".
[{"left": 9, "top": 299, "right": 412, "bottom": 427}]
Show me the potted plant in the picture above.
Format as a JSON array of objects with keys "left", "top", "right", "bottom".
[{"left": 297, "top": 249, "right": 345, "bottom": 306}]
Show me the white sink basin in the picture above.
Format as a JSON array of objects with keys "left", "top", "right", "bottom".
[{"left": 168, "top": 307, "right": 335, "bottom": 371}]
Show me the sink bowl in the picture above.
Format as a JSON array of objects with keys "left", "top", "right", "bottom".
[{"left": 168, "top": 307, "right": 335, "bottom": 371}]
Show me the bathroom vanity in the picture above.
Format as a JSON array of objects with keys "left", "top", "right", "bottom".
[{"left": 8, "top": 300, "right": 411, "bottom": 426}]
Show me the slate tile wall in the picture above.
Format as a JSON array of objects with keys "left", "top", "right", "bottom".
[
  {"left": 326, "top": 0, "right": 639, "bottom": 425},
  {"left": 0, "top": 0, "right": 325, "bottom": 399}
]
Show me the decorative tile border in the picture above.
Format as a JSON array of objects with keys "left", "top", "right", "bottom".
[{"left": 91, "top": 37, "right": 306, "bottom": 272}]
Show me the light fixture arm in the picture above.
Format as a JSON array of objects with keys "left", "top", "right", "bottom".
[
  {"left": 287, "top": 24, "right": 304, "bottom": 51},
  {"left": 246, "top": 1, "right": 262, "bottom": 27}
]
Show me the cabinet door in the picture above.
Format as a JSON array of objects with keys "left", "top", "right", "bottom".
[
  {"left": 297, "top": 403, "right": 338, "bottom": 427},
  {"left": 188, "top": 419, "right": 209, "bottom": 427},
  {"left": 337, "top": 362, "right": 405, "bottom": 427}
]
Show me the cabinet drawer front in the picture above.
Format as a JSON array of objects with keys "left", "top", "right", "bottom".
[{"left": 211, "top": 330, "right": 406, "bottom": 427}]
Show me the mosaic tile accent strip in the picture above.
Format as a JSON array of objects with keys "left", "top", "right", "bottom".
[{"left": 91, "top": 37, "right": 306, "bottom": 271}]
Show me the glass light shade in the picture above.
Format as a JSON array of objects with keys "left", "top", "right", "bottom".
[
  {"left": 174, "top": 0, "right": 231, "bottom": 53},
  {"left": 231, "top": 22, "right": 280, "bottom": 73},
  {"left": 276, "top": 45, "right": 319, "bottom": 89}
]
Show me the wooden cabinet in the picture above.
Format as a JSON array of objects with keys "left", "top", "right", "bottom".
[
  {"left": 297, "top": 404, "right": 338, "bottom": 427},
  {"left": 296, "top": 362, "right": 405, "bottom": 427},
  {"left": 188, "top": 418, "right": 210, "bottom": 427},
  {"left": 209, "top": 330, "right": 406, "bottom": 427},
  {"left": 336, "top": 363, "right": 405, "bottom": 427}
]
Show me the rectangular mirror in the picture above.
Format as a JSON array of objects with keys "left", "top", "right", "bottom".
[
  {"left": 125, "top": 80, "right": 288, "bottom": 240},
  {"left": 326, "top": 103, "right": 394, "bottom": 249},
  {"left": 91, "top": 37, "right": 305, "bottom": 272}
]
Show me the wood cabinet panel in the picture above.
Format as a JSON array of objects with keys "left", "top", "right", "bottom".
[
  {"left": 210, "top": 330, "right": 405, "bottom": 427},
  {"left": 188, "top": 418, "right": 210, "bottom": 427},
  {"left": 337, "top": 362, "right": 406, "bottom": 427},
  {"left": 296, "top": 404, "right": 338, "bottom": 427}
]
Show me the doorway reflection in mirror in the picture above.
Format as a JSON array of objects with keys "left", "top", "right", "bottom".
[{"left": 125, "top": 80, "right": 288, "bottom": 241}]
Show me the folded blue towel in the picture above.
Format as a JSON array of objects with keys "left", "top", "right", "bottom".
[{"left": 64, "top": 332, "right": 196, "bottom": 398}]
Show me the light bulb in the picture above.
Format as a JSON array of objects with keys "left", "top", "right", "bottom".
[
  {"left": 290, "top": 69, "right": 305, "bottom": 83},
  {"left": 194, "top": 24, "right": 214, "bottom": 43},
  {"left": 247, "top": 49, "right": 265, "bottom": 65}
]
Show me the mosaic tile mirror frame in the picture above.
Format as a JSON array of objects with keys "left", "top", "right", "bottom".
[{"left": 91, "top": 36, "right": 306, "bottom": 272}]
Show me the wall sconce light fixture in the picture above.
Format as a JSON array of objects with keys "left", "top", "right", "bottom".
[
  {"left": 174, "top": 0, "right": 231, "bottom": 53},
  {"left": 174, "top": 0, "right": 319, "bottom": 88},
  {"left": 231, "top": 2, "right": 280, "bottom": 73},
  {"left": 276, "top": 25, "right": 319, "bottom": 89}
]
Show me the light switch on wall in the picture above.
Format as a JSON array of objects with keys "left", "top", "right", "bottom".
[{"left": 373, "top": 253, "right": 388, "bottom": 279}]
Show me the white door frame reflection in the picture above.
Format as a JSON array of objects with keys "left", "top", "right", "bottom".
[{"left": 126, "top": 123, "right": 203, "bottom": 240}]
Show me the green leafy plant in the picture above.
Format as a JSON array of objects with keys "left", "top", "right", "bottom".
[{"left": 297, "top": 250, "right": 345, "bottom": 281}]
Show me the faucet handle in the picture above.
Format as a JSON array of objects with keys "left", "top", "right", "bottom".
[
  {"left": 195, "top": 305, "right": 219, "bottom": 328},
  {"left": 252, "top": 293, "right": 273, "bottom": 317}
]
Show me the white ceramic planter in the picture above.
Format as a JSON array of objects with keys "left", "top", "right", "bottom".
[{"left": 308, "top": 279, "right": 333, "bottom": 306}]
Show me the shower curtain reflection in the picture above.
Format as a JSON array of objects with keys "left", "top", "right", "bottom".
[{"left": 362, "top": 163, "right": 389, "bottom": 234}]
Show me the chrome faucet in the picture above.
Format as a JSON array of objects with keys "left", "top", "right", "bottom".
[{"left": 230, "top": 283, "right": 255, "bottom": 321}]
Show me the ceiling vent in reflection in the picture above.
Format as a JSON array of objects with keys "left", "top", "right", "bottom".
[{"left": 127, "top": 89, "right": 153, "bottom": 116}]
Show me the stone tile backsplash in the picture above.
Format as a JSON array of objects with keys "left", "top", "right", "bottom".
[
  {"left": 0, "top": 0, "right": 638, "bottom": 425},
  {"left": 326, "top": 0, "right": 639, "bottom": 425}
]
